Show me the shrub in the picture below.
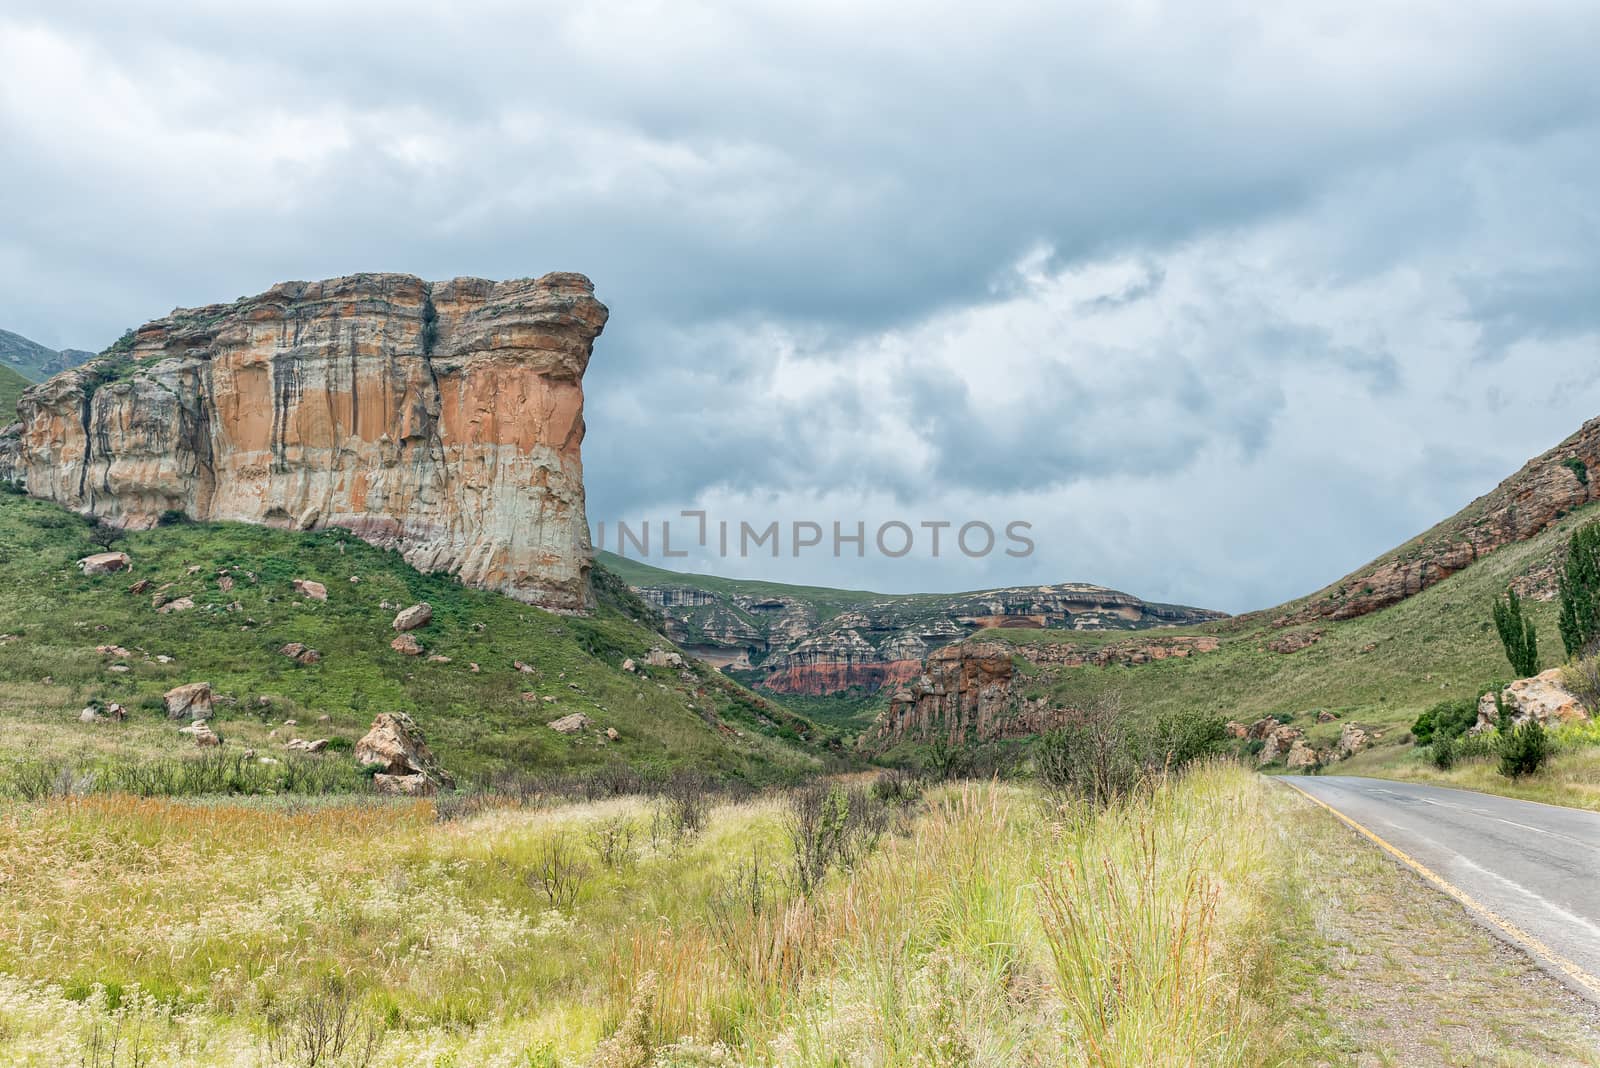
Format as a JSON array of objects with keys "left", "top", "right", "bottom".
[
  {"left": 526, "top": 834, "right": 590, "bottom": 909},
  {"left": 1558, "top": 520, "right": 1600, "bottom": 658},
  {"left": 265, "top": 975, "right": 385, "bottom": 1068},
  {"left": 587, "top": 816, "right": 638, "bottom": 871},
  {"left": 1498, "top": 720, "right": 1550, "bottom": 779},
  {"left": 1037, "top": 695, "right": 1224, "bottom": 804},
  {"left": 1562, "top": 654, "right": 1600, "bottom": 716},
  {"left": 156, "top": 509, "right": 189, "bottom": 527},
  {"left": 869, "top": 766, "right": 923, "bottom": 806},
  {"left": 1492, "top": 587, "right": 1539, "bottom": 678},
  {"left": 1431, "top": 735, "right": 1457, "bottom": 770},
  {"left": 784, "top": 783, "right": 888, "bottom": 897},
  {"left": 1411, "top": 697, "right": 1478, "bottom": 747}
]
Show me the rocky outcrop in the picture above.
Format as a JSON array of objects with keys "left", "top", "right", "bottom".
[
  {"left": 1278, "top": 418, "right": 1600, "bottom": 626},
  {"left": 3, "top": 272, "right": 607, "bottom": 614},
  {"left": 871, "top": 642, "right": 1057, "bottom": 744},
  {"left": 1473, "top": 669, "right": 1590, "bottom": 733},
  {"left": 163, "top": 682, "right": 213, "bottom": 720}
]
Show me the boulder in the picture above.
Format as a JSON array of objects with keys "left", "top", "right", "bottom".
[
  {"left": 178, "top": 719, "right": 220, "bottom": 747},
  {"left": 1285, "top": 740, "right": 1320, "bottom": 769},
  {"left": 163, "top": 681, "right": 213, "bottom": 720},
  {"left": 157, "top": 596, "right": 195, "bottom": 614},
  {"left": 1338, "top": 722, "right": 1368, "bottom": 758},
  {"left": 354, "top": 711, "right": 453, "bottom": 794},
  {"left": 1259, "top": 725, "right": 1303, "bottom": 765},
  {"left": 1317, "top": 710, "right": 1339, "bottom": 723},
  {"left": 279, "top": 642, "right": 322, "bottom": 665},
  {"left": 548, "top": 712, "right": 593, "bottom": 734},
  {"left": 1475, "top": 669, "right": 1588, "bottom": 733},
  {"left": 605, "top": 727, "right": 619, "bottom": 740},
  {"left": 427, "top": 654, "right": 452, "bottom": 664},
  {"left": 1225, "top": 720, "right": 1248, "bottom": 739},
  {"left": 621, "top": 658, "right": 637, "bottom": 674},
  {"left": 514, "top": 660, "right": 537, "bottom": 674},
  {"left": 77, "top": 551, "right": 130, "bottom": 575},
  {"left": 392, "top": 603, "right": 432, "bottom": 632},
  {"left": 285, "top": 738, "right": 329, "bottom": 753},
  {"left": 645, "top": 648, "right": 684, "bottom": 668},
  {"left": 390, "top": 633, "right": 423, "bottom": 656},
  {"left": 292, "top": 579, "right": 328, "bottom": 601},
  {"left": 127, "top": 578, "right": 152, "bottom": 594},
  {"left": 79, "top": 707, "right": 98, "bottom": 723}
]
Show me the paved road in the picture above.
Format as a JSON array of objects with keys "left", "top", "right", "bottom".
[{"left": 1286, "top": 776, "right": 1600, "bottom": 1002}]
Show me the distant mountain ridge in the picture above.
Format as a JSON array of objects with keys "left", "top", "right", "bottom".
[
  {"left": 0, "top": 328, "right": 96, "bottom": 383},
  {"left": 599, "top": 551, "right": 1226, "bottom": 695}
]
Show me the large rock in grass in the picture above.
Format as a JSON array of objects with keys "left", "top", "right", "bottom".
[
  {"left": 1474, "top": 669, "right": 1589, "bottom": 733},
  {"left": 392, "top": 603, "right": 432, "bottom": 631},
  {"left": 163, "top": 681, "right": 213, "bottom": 720},
  {"left": 355, "top": 711, "right": 454, "bottom": 795},
  {"left": 547, "top": 712, "right": 593, "bottom": 734},
  {"left": 4, "top": 273, "right": 607, "bottom": 614},
  {"left": 77, "top": 551, "right": 130, "bottom": 575}
]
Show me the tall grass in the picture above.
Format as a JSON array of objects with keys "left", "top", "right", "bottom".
[{"left": 0, "top": 764, "right": 1311, "bottom": 1066}]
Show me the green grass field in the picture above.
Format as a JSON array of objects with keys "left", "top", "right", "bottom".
[
  {"left": 0, "top": 364, "right": 29, "bottom": 421},
  {"left": 0, "top": 492, "right": 835, "bottom": 790}
]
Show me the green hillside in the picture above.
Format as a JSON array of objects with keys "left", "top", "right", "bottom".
[
  {"left": 0, "top": 492, "right": 834, "bottom": 790},
  {"left": 984, "top": 501, "right": 1596, "bottom": 757},
  {"left": 0, "top": 365, "right": 28, "bottom": 421}
]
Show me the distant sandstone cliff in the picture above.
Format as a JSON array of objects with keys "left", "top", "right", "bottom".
[
  {"left": 0, "top": 273, "right": 607, "bottom": 613},
  {"left": 613, "top": 557, "right": 1227, "bottom": 696}
]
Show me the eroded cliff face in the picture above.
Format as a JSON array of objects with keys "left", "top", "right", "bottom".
[
  {"left": 627, "top": 574, "right": 1227, "bottom": 696},
  {"left": 1, "top": 272, "right": 607, "bottom": 613}
]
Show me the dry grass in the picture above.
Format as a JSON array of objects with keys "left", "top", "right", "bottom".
[{"left": 0, "top": 765, "right": 1325, "bottom": 1066}]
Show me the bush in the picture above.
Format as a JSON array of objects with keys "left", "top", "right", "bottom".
[
  {"left": 1037, "top": 696, "right": 1226, "bottom": 805},
  {"left": 1430, "top": 735, "right": 1457, "bottom": 770},
  {"left": 156, "top": 509, "right": 189, "bottom": 527},
  {"left": 1498, "top": 720, "right": 1550, "bottom": 779},
  {"left": 785, "top": 783, "right": 888, "bottom": 897},
  {"left": 1562, "top": 654, "right": 1600, "bottom": 717},
  {"left": 1411, "top": 697, "right": 1480, "bottom": 747},
  {"left": 1492, "top": 587, "right": 1539, "bottom": 678}
]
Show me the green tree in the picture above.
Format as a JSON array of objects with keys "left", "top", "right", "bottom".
[
  {"left": 1492, "top": 587, "right": 1539, "bottom": 678},
  {"left": 1558, "top": 520, "right": 1600, "bottom": 658},
  {"left": 1498, "top": 720, "right": 1549, "bottom": 779}
]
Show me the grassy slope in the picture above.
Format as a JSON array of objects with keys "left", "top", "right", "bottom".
[
  {"left": 0, "top": 492, "right": 833, "bottom": 786},
  {"left": 0, "top": 364, "right": 29, "bottom": 421},
  {"left": 0, "top": 328, "right": 55, "bottom": 382},
  {"left": 984, "top": 501, "right": 1597, "bottom": 758}
]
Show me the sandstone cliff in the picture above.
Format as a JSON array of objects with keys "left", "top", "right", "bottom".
[
  {"left": 0, "top": 272, "right": 607, "bottom": 613},
  {"left": 611, "top": 552, "right": 1227, "bottom": 696}
]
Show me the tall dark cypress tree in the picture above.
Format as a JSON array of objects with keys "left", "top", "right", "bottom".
[
  {"left": 1557, "top": 520, "right": 1600, "bottom": 658},
  {"left": 1493, "top": 587, "right": 1540, "bottom": 678}
]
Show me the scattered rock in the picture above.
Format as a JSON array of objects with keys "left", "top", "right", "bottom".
[
  {"left": 163, "top": 681, "right": 214, "bottom": 720},
  {"left": 1266, "top": 628, "right": 1325, "bottom": 654},
  {"left": 127, "top": 578, "right": 152, "bottom": 594},
  {"left": 1317, "top": 710, "right": 1339, "bottom": 723},
  {"left": 391, "top": 603, "right": 432, "bottom": 632},
  {"left": 427, "top": 654, "right": 452, "bottom": 664},
  {"left": 186, "top": 564, "right": 202, "bottom": 575},
  {"left": 157, "top": 596, "right": 195, "bottom": 614},
  {"left": 547, "top": 712, "right": 594, "bottom": 734},
  {"left": 105, "top": 703, "right": 126, "bottom": 721},
  {"left": 621, "top": 658, "right": 637, "bottom": 673},
  {"left": 79, "top": 707, "right": 98, "bottom": 723},
  {"left": 285, "top": 738, "right": 329, "bottom": 753},
  {"left": 108, "top": 664, "right": 129, "bottom": 673},
  {"left": 217, "top": 574, "right": 234, "bottom": 593},
  {"left": 605, "top": 727, "right": 619, "bottom": 740},
  {"left": 279, "top": 642, "right": 322, "bottom": 665},
  {"left": 1225, "top": 720, "right": 1248, "bottom": 739},
  {"left": 77, "top": 551, "right": 131, "bottom": 575},
  {"left": 293, "top": 578, "right": 328, "bottom": 601},
  {"left": 96, "top": 644, "right": 132, "bottom": 658},
  {"left": 390, "top": 633, "right": 423, "bottom": 656},
  {"left": 349, "top": 575, "right": 360, "bottom": 584},
  {"left": 541, "top": 695, "right": 557, "bottom": 704},
  {"left": 155, "top": 654, "right": 174, "bottom": 664},
  {"left": 514, "top": 660, "right": 537, "bottom": 674},
  {"left": 355, "top": 711, "right": 454, "bottom": 795},
  {"left": 1359, "top": 642, "right": 1378, "bottom": 654},
  {"left": 645, "top": 648, "right": 684, "bottom": 668},
  {"left": 468, "top": 662, "right": 480, "bottom": 673},
  {"left": 178, "top": 719, "right": 220, "bottom": 747}
]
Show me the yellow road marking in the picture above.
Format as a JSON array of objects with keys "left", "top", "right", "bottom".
[{"left": 1281, "top": 779, "right": 1600, "bottom": 1002}]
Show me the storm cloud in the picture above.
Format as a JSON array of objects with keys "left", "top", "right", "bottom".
[{"left": 2, "top": 1, "right": 1597, "bottom": 611}]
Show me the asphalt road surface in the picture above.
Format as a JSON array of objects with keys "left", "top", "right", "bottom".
[{"left": 1286, "top": 775, "right": 1600, "bottom": 1003}]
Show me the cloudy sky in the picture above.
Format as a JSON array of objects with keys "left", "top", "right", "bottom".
[{"left": 3, "top": 1, "right": 1598, "bottom": 613}]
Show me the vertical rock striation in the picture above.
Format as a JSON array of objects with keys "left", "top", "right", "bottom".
[{"left": 0, "top": 272, "right": 607, "bottom": 613}]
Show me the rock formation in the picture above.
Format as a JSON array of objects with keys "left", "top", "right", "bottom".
[
  {"left": 627, "top": 568, "right": 1226, "bottom": 696},
  {"left": 1, "top": 272, "right": 607, "bottom": 613},
  {"left": 1473, "top": 669, "right": 1590, "bottom": 732},
  {"left": 355, "top": 711, "right": 454, "bottom": 795}
]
